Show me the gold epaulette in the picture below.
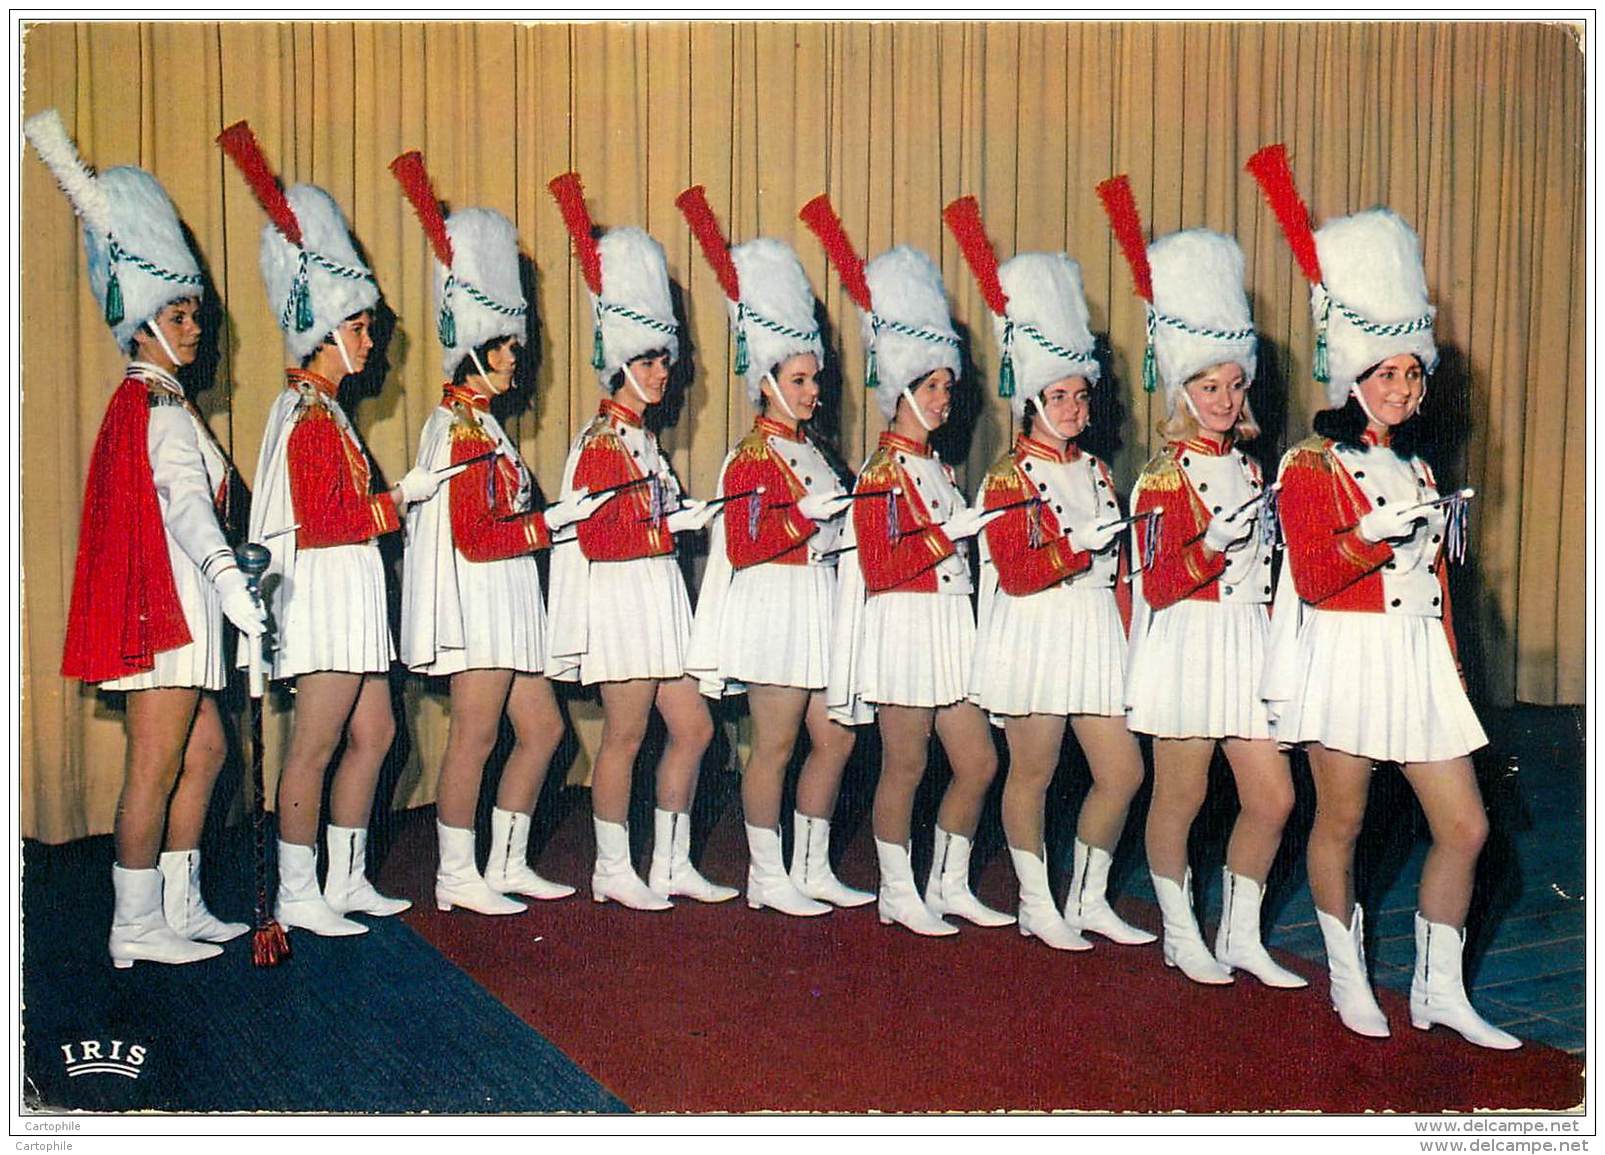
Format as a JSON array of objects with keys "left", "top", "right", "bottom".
[
  {"left": 1279, "top": 434, "right": 1334, "bottom": 475},
  {"left": 856, "top": 446, "right": 899, "bottom": 489},
  {"left": 730, "top": 427, "right": 775, "bottom": 466},
  {"left": 448, "top": 401, "right": 492, "bottom": 445},
  {"left": 579, "top": 412, "right": 622, "bottom": 449},
  {"left": 145, "top": 384, "right": 185, "bottom": 409},
  {"left": 1132, "top": 448, "right": 1183, "bottom": 495},
  {"left": 981, "top": 453, "right": 1025, "bottom": 496}
]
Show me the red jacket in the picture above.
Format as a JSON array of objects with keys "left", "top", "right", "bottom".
[
  {"left": 285, "top": 370, "right": 399, "bottom": 549},
  {"left": 722, "top": 418, "right": 816, "bottom": 569},
  {"left": 573, "top": 398, "right": 675, "bottom": 563},
  {"left": 439, "top": 385, "right": 550, "bottom": 562},
  {"left": 853, "top": 432, "right": 959, "bottom": 595},
  {"left": 1277, "top": 433, "right": 1460, "bottom": 662},
  {"left": 1130, "top": 439, "right": 1229, "bottom": 611},
  {"left": 61, "top": 376, "right": 192, "bottom": 681}
]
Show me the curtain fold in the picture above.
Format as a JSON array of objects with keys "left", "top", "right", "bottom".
[{"left": 20, "top": 19, "right": 1584, "bottom": 842}]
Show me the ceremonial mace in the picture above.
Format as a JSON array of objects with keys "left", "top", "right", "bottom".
[{"left": 236, "top": 542, "right": 291, "bottom": 966}]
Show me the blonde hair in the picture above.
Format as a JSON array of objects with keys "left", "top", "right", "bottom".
[{"left": 1157, "top": 365, "right": 1261, "bottom": 443}]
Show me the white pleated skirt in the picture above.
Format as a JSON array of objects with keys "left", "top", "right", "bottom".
[
  {"left": 1126, "top": 598, "right": 1272, "bottom": 740},
  {"left": 274, "top": 542, "right": 394, "bottom": 679},
  {"left": 104, "top": 539, "right": 226, "bottom": 692},
  {"left": 419, "top": 554, "right": 547, "bottom": 677},
  {"left": 580, "top": 555, "right": 693, "bottom": 685},
  {"left": 1270, "top": 608, "right": 1487, "bottom": 763},
  {"left": 972, "top": 584, "right": 1126, "bottom": 717},
  {"left": 857, "top": 591, "right": 975, "bottom": 709},
  {"left": 717, "top": 563, "right": 835, "bottom": 689}
]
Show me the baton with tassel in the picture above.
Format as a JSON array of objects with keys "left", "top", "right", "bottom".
[{"left": 236, "top": 543, "right": 291, "bottom": 967}]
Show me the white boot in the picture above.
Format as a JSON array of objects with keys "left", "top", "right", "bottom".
[
  {"left": 436, "top": 821, "right": 527, "bottom": 915},
  {"left": 1315, "top": 905, "right": 1391, "bottom": 1038},
  {"left": 1009, "top": 846, "right": 1091, "bottom": 951},
  {"left": 1151, "top": 870, "right": 1233, "bottom": 984},
  {"left": 790, "top": 813, "right": 875, "bottom": 908},
  {"left": 483, "top": 807, "right": 574, "bottom": 900},
  {"left": 158, "top": 849, "right": 248, "bottom": 943},
  {"left": 875, "top": 838, "right": 957, "bottom": 936},
  {"left": 1063, "top": 838, "right": 1156, "bottom": 945},
  {"left": 745, "top": 824, "right": 830, "bottom": 917},
  {"left": 323, "top": 824, "right": 411, "bottom": 917},
  {"left": 1409, "top": 912, "right": 1521, "bottom": 1050},
  {"left": 275, "top": 841, "right": 367, "bottom": 937},
  {"left": 108, "top": 865, "right": 222, "bottom": 968},
  {"left": 647, "top": 808, "right": 738, "bottom": 903},
  {"left": 591, "top": 817, "right": 671, "bottom": 910},
  {"left": 925, "top": 826, "right": 1015, "bottom": 927},
  {"left": 1213, "top": 868, "right": 1308, "bottom": 988}
]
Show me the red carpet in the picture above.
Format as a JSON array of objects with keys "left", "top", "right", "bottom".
[{"left": 385, "top": 806, "right": 1584, "bottom": 1114}]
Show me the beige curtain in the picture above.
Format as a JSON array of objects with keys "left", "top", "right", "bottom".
[{"left": 21, "top": 20, "right": 1584, "bottom": 843}]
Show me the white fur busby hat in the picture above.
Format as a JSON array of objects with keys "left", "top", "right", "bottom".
[
  {"left": 1311, "top": 208, "right": 1437, "bottom": 409},
  {"left": 436, "top": 208, "right": 527, "bottom": 374},
  {"left": 1146, "top": 229, "right": 1258, "bottom": 404},
  {"left": 727, "top": 238, "right": 824, "bottom": 406},
  {"left": 25, "top": 109, "right": 205, "bottom": 349},
  {"left": 861, "top": 246, "right": 963, "bottom": 421},
  {"left": 994, "top": 253, "right": 1100, "bottom": 418},
  {"left": 591, "top": 226, "right": 680, "bottom": 391},
  {"left": 258, "top": 185, "right": 380, "bottom": 362}
]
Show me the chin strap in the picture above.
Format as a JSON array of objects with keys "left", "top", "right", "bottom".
[
  {"left": 622, "top": 362, "right": 652, "bottom": 407},
  {"left": 468, "top": 348, "right": 494, "bottom": 393},
  {"left": 901, "top": 386, "right": 935, "bottom": 433},
  {"left": 147, "top": 320, "right": 181, "bottom": 369},
  {"left": 764, "top": 371, "right": 799, "bottom": 422},
  {"left": 1030, "top": 394, "right": 1068, "bottom": 442},
  {"left": 331, "top": 329, "right": 357, "bottom": 377}
]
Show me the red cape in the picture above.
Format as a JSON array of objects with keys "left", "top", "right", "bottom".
[{"left": 60, "top": 377, "right": 190, "bottom": 682}]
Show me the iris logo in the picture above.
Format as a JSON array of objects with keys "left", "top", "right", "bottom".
[{"left": 59, "top": 1039, "right": 146, "bottom": 1079}]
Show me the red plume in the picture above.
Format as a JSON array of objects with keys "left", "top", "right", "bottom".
[
  {"left": 547, "top": 172, "right": 603, "bottom": 296},
  {"left": 942, "top": 196, "right": 1009, "bottom": 317},
  {"left": 389, "top": 150, "right": 453, "bottom": 268},
  {"left": 798, "top": 194, "right": 873, "bottom": 313},
  {"left": 674, "top": 185, "right": 741, "bottom": 302},
  {"left": 1096, "top": 175, "right": 1152, "bottom": 303},
  {"left": 1244, "top": 143, "right": 1323, "bottom": 285},
  {"left": 217, "top": 120, "right": 301, "bottom": 246}
]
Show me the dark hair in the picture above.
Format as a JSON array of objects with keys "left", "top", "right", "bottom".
[
  {"left": 1312, "top": 356, "right": 1428, "bottom": 458},
  {"left": 607, "top": 346, "right": 670, "bottom": 393},
  {"left": 452, "top": 335, "right": 520, "bottom": 385}
]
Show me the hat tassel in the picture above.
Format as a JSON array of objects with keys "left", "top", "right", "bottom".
[
  {"left": 1141, "top": 309, "right": 1158, "bottom": 394},
  {"left": 865, "top": 316, "right": 881, "bottom": 393},
  {"left": 289, "top": 251, "right": 314, "bottom": 333},
  {"left": 437, "top": 274, "right": 457, "bottom": 348},
  {"left": 590, "top": 306, "right": 607, "bottom": 372},
  {"left": 104, "top": 244, "right": 124, "bottom": 328},
  {"left": 733, "top": 305, "right": 750, "bottom": 376},
  {"left": 1313, "top": 298, "right": 1331, "bottom": 386},
  {"left": 998, "top": 320, "right": 1016, "bottom": 399}
]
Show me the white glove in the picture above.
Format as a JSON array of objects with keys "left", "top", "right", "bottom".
[
  {"left": 1070, "top": 518, "right": 1123, "bottom": 553},
  {"left": 666, "top": 498, "right": 718, "bottom": 534},
  {"left": 397, "top": 462, "right": 466, "bottom": 505},
  {"left": 543, "top": 487, "right": 609, "bottom": 532},
  {"left": 797, "top": 492, "right": 852, "bottom": 522},
  {"left": 939, "top": 503, "right": 1006, "bottom": 542},
  {"left": 215, "top": 567, "right": 268, "bottom": 640},
  {"left": 1203, "top": 502, "right": 1258, "bottom": 553},
  {"left": 1356, "top": 502, "right": 1427, "bottom": 545}
]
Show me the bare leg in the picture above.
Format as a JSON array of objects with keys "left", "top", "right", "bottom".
[
  {"left": 1144, "top": 736, "right": 1215, "bottom": 883},
  {"left": 327, "top": 674, "right": 397, "bottom": 829},
  {"left": 932, "top": 699, "right": 999, "bottom": 838},
  {"left": 277, "top": 672, "right": 363, "bottom": 845},
  {"left": 496, "top": 674, "right": 566, "bottom": 815},
  {"left": 1306, "top": 743, "right": 1374, "bottom": 920},
  {"left": 1001, "top": 713, "right": 1064, "bottom": 852},
  {"left": 1069, "top": 713, "right": 1146, "bottom": 852},
  {"left": 793, "top": 691, "right": 858, "bottom": 820},
  {"left": 1221, "top": 737, "right": 1295, "bottom": 883},
  {"left": 163, "top": 694, "right": 228, "bottom": 851},
  {"left": 593, "top": 679, "right": 657, "bottom": 824},
  {"left": 742, "top": 683, "right": 810, "bottom": 829},
  {"left": 117, "top": 688, "right": 202, "bottom": 868},
  {"left": 873, "top": 705, "right": 934, "bottom": 845},
  {"left": 1400, "top": 756, "right": 1489, "bottom": 927},
  {"left": 436, "top": 669, "right": 515, "bottom": 828},
  {"left": 652, "top": 676, "right": 714, "bottom": 813}
]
